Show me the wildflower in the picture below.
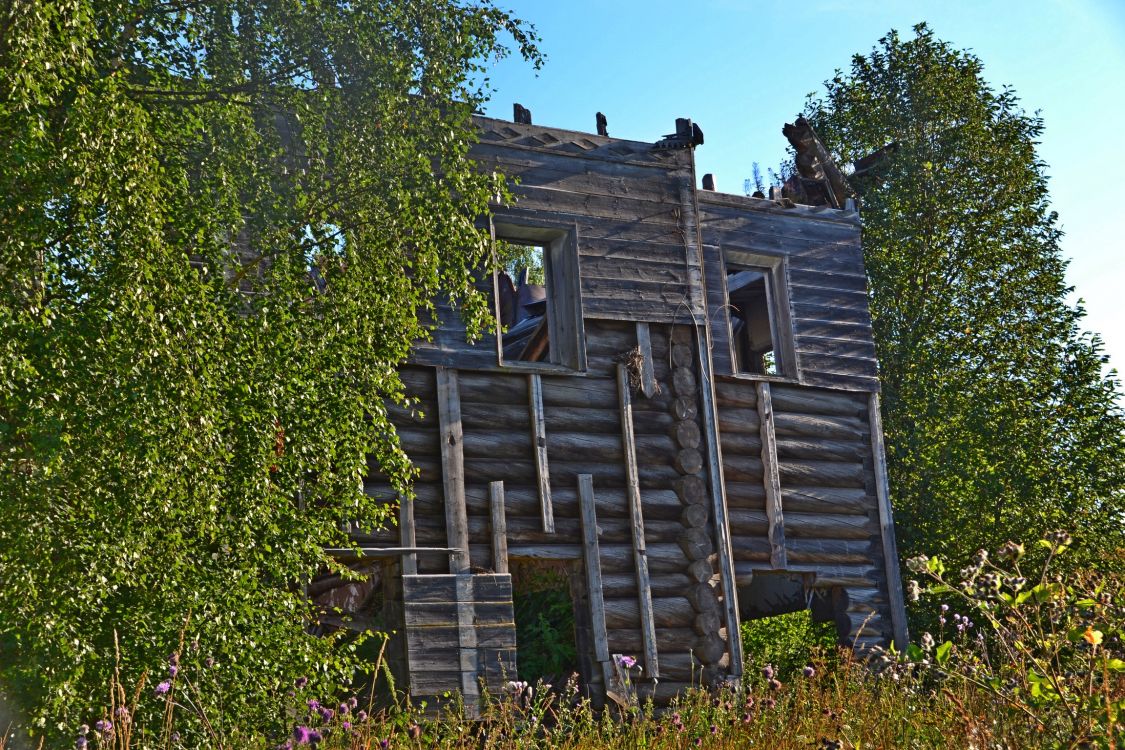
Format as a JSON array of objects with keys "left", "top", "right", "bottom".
[
  {"left": 761, "top": 664, "right": 774, "bottom": 680},
  {"left": 80, "top": 725, "right": 89, "bottom": 735},
  {"left": 905, "top": 554, "right": 928, "bottom": 573},
  {"left": 972, "top": 548, "right": 988, "bottom": 564},
  {"left": 318, "top": 707, "right": 334, "bottom": 722},
  {"left": 906, "top": 579, "right": 921, "bottom": 602},
  {"left": 294, "top": 726, "right": 314, "bottom": 745},
  {"left": 617, "top": 654, "right": 637, "bottom": 669},
  {"left": 204, "top": 656, "right": 215, "bottom": 669},
  {"left": 306, "top": 699, "right": 320, "bottom": 711},
  {"left": 996, "top": 541, "right": 1024, "bottom": 561},
  {"left": 694, "top": 739, "right": 703, "bottom": 747},
  {"left": 168, "top": 664, "right": 178, "bottom": 678},
  {"left": 379, "top": 740, "right": 390, "bottom": 750},
  {"left": 742, "top": 712, "right": 752, "bottom": 723},
  {"left": 802, "top": 665, "right": 816, "bottom": 678},
  {"left": 154, "top": 680, "right": 172, "bottom": 696},
  {"left": 95, "top": 719, "right": 113, "bottom": 734},
  {"left": 295, "top": 677, "right": 308, "bottom": 689},
  {"left": 768, "top": 678, "right": 782, "bottom": 691},
  {"left": 1045, "top": 530, "right": 1072, "bottom": 549},
  {"left": 76, "top": 737, "right": 87, "bottom": 750},
  {"left": 921, "top": 632, "right": 935, "bottom": 652},
  {"left": 357, "top": 711, "right": 368, "bottom": 722},
  {"left": 339, "top": 702, "right": 350, "bottom": 714},
  {"left": 764, "top": 698, "right": 777, "bottom": 709},
  {"left": 348, "top": 696, "right": 358, "bottom": 709},
  {"left": 114, "top": 707, "right": 130, "bottom": 721},
  {"left": 940, "top": 603, "right": 949, "bottom": 613},
  {"left": 342, "top": 722, "right": 352, "bottom": 731},
  {"left": 171, "top": 732, "right": 180, "bottom": 743},
  {"left": 169, "top": 652, "right": 179, "bottom": 666},
  {"left": 408, "top": 723, "right": 422, "bottom": 740},
  {"left": 710, "top": 724, "right": 718, "bottom": 734}
]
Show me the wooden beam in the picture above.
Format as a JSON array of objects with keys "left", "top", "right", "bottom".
[
  {"left": 635, "top": 322, "right": 658, "bottom": 398},
  {"left": 455, "top": 573, "right": 481, "bottom": 718},
  {"left": 437, "top": 367, "right": 471, "bottom": 574},
  {"left": 616, "top": 364, "right": 660, "bottom": 678},
  {"left": 399, "top": 494, "right": 418, "bottom": 575},
  {"left": 868, "top": 392, "right": 909, "bottom": 650},
  {"left": 489, "top": 481, "right": 509, "bottom": 575},
  {"left": 756, "top": 381, "right": 787, "bottom": 569},
  {"left": 528, "top": 373, "right": 555, "bottom": 533},
  {"left": 577, "top": 474, "right": 610, "bottom": 665}
]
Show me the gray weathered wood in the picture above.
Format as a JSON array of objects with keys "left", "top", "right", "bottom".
[
  {"left": 755, "top": 382, "right": 787, "bottom": 569},
  {"left": 528, "top": 373, "right": 555, "bottom": 533},
  {"left": 695, "top": 311, "right": 744, "bottom": 674},
  {"left": 616, "top": 364, "right": 660, "bottom": 678},
  {"left": 577, "top": 474, "right": 611, "bottom": 663},
  {"left": 635, "top": 322, "right": 658, "bottom": 398},
  {"left": 399, "top": 495, "right": 418, "bottom": 576},
  {"left": 437, "top": 367, "right": 470, "bottom": 573},
  {"left": 489, "top": 481, "right": 509, "bottom": 575},
  {"left": 455, "top": 574, "right": 481, "bottom": 717},
  {"left": 869, "top": 392, "right": 909, "bottom": 650}
]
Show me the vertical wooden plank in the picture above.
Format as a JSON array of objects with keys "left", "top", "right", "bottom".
[
  {"left": 577, "top": 474, "right": 610, "bottom": 664},
  {"left": 756, "top": 382, "right": 787, "bottom": 569},
  {"left": 634, "top": 323, "right": 658, "bottom": 398},
  {"left": 616, "top": 364, "right": 660, "bottom": 678},
  {"left": 455, "top": 574, "right": 481, "bottom": 719},
  {"left": 399, "top": 494, "right": 417, "bottom": 575},
  {"left": 437, "top": 367, "right": 470, "bottom": 574},
  {"left": 528, "top": 373, "right": 555, "bottom": 533},
  {"left": 869, "top": 392, "right": 910, "bottom": 650},
  {"left": 489, "top": 481, "right": 509, "bottom": 575},
  {"left": 689, "top": 150, "right": 744, "bottom": 677}
]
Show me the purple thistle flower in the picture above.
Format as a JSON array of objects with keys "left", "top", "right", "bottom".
[
  {"left": 171, "top": 732, "right": 180, "bottom": 743},
  {"left": 76, "top": 737, "right": 87, "bottom": 750},
  {"left": 761, "top": 665, "right": 774, "bottom": 680},
  {"left": 941, "top": 604, "right": 949, "bottom": 612},
  {"left": 765, "top": 698, "right": 777, "bottom": 709},
  {"left": 318, "top": 707, "right": 334, "bottom": 722},
  {"left": 168, "top": 664, "right": 178, "bottom": 678},
  {"left": 694, "top": 738, "right": 702, "bottom": 747},
  {"left": 617, "top": 654, "right": 637, "bottom": 669},
  {"left": 710, "top": 724, "right": 718, "bottom": 734},
  {"left": 768, "top": 678, "right": 782, "bottom": 691},
  {"left": 169, "top": 653, "right": 179, "bottom": 667},
  {"left": 154, "top": 680, "right": 172, "bottom": 696},
  {"left": 95, "top": 719, "right": 113, "bottom": 733},
  {"left": 79, "top": 725, "right": 89, "bottom": 734},
  {"left": 306, "top": 699, "right": 320, "bottom": 711},
  {"left": 114, "top": 707, "right": 130, "bottom": 720},
  {"left": 294, "top": 726, "right": 314, "bottom": 745},
  {"left": 342, "top": 722, "right": 352, "bottom": 730},
  {"left": 295, "top": 677, "right": 308, "bottom": 689},
  {"left": 309, "top": 730, "right": 322, "bottom": 743},
  {"left": 338, "top": 702, "right": 350, "bottom": 715},
  {"left": 348, "top": 696, "right": 358, "bottom": 709},
  {"left": 204, "top": 656, "right": 215, "bottom": 669},
  {"left": 357, "top": 711, "right": 368, "bottom": 722},
  {"left": 802, "top": 665, "right": 816, "bottom": 678},
  {"left": 379, "top": 740, "right": 390, "bottom": 750},
  {"left": 742, "top": 712, "right": 752, "bottom": 723}
]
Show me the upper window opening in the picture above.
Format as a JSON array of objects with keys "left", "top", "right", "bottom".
[
  {"left": 497, "top": 242, "right": 551, "bottom": 364},
  {"left": 723, "top": 252, "right": 794, "bottom": 378},
  {"left": 490, "top": 224, "right": 585, "bottom": 372}
]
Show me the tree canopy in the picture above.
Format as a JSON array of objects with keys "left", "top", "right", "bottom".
[
  {"left": 0, "top": 0, "right": 538, "bottom": 740},
  {"left": 806, "top": 25, "right": 1125, "bottom": 576}
]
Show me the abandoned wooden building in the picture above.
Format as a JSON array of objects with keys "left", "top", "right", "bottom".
[{"left": 313, "top": 109, "right": 910, "bottom": 711}]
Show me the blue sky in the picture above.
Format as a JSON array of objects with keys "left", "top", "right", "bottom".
[{"left": 480, "top": 0, "right": 1125, "bottom": 374}]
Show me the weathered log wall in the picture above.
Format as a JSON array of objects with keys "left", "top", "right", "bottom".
[{"left": 699, "top": 192, "right": 878, "bottom": 392}]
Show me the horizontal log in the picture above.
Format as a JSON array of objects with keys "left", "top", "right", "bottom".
[
  {"left": 774, "top": 436, "right": 868, "bottom": 462},
  {"left": 405, "top": 514, "right": 685, "bottom": 547},
  {"left": 780, "top": 486, "right": 873, "bottom": 515},
  {"left": 777, "top": 459, "right": 866, "bottom": 488},
  {"left": 606, "top": 627, "right": 697, "bottom": 653},
  {"left": 723, "top": 481, "right": 766, "bottom": 509},
  {"left": 719, "top": 431, "right": 764, "bottom": 457},
  {"left": 782, "top": 511, "right": 876, "bottom": 540},
  {"left": 717, "top": 407, "right": 760, "bottom": 433},
  {"left": 405, "top": 624, "right": 518, "bottom": 651},
  {"left": 601, "top": 543, "right": 690, "bottom": 574},
  {"left": 404, "top": 601, "right": 514, "bottom": 628},
  {"left": 789, "top": 538, "right": 875, "bottom": 564},
  {"left": 721, "top": 454, "right": 764, "bottom": 483},
  {"left": 402, "top": 574, "right": 511, "bottom": 603},
  {"left": 733, "top": 562, "right": 881, "bottom": 588},
  {"left": 773, "top": 412, "right": 867, "bottom": 441},
  {"left": 458, "top": 402, "right": 674, "bottom": 434},
  {"left": 461, "top": 430, "right": 678, "bottom": 464},
  {"left": 603, "top": 596, "right": 694, "bottom": 630},
  {"left": 768, "top": 385, "right": 866, "bottom": 418},
  {"left": 600, "top": 573, "right": 694, "bottom": 599},
  {"left": 714, "top": 380, "right": 759, "bottom": 408}
]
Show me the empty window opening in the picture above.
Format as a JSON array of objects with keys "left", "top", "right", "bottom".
[
  {"left": 727, "top": 266, "right": 782, "bottom": 376},
  {"left": 497, "top": 241, "right": 551, "bottom": 364},
  {"left": 510, "top": 558, "right": 583, "bottom": 687}
]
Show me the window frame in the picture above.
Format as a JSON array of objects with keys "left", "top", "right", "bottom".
[
  {"left": 720, "top": 248, "right": 798, "bottom": 381},
  {"left": 489, "top": 217, "right": 587, "bottom": 374}
]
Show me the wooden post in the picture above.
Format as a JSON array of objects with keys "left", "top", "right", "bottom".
[
  {"left": 577, "top": 473, "right": 611, "bottom": 688},
  {"left": 399, "top": 494, "right": 418, "bottom": 575},
  {"left": 437, "top": 367, "right": 470, "bottom": 574},
  {"left": 869, "top": 392, "right": 909, "bottom": 650},
  {"left": 489, "top": 481, "right": 509, "bottom": 575},
  {"left": 635, "top": 322, "right": 658, "bottom": 398},
  {"left": 528, "top": 373, "right": 555, "bottom": 533},
  {"left": 454, "top": 574, "right": 481, "bottom": 718},
  {"left": 616, "top": 364, "right": 660, "bottom": 678},
  {"left": 756, "top": 382, "right": 787, "bottom": 569}
]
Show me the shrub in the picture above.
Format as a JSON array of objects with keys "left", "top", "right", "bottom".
[{"left": 740, "top": 608, "right": 837, "bottom": 681}]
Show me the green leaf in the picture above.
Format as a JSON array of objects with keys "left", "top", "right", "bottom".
[{"left": 935, "top": 641, "right": 953, "bottom": 666}]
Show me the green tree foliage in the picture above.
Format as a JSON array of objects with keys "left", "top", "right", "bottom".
[
  {"left": 805, "top": 26, "right": 1125, "bottom": 573},
  {"left": 0, "top": 0, "right": 539, "bottom": 740}
]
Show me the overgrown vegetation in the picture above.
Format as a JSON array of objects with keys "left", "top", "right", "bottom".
[
  {"left": 9, "top": 533, "right": 1118, "bottom": 750},
  {"left": 0, "top": 0, "right": 540, "bottom": 743},
  {"left": 739, "top": 609, "right": 837, "bottom": 680}
]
